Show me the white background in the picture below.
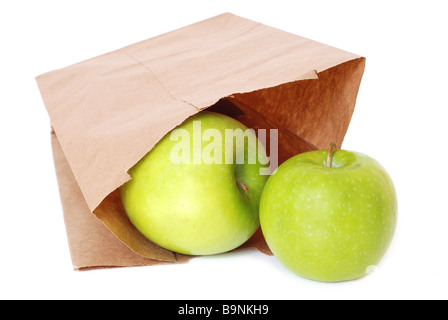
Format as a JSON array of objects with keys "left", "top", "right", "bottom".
[{"left": 1, "top": 0, "right": 447, "bottom": 300}]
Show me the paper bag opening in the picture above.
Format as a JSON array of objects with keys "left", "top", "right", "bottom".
[{"left": 40, "top": 13, "right": 365, "bottom": 270}]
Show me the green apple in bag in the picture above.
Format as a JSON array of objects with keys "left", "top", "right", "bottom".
[{"left": 121, "top": 111, "right": 269, "bottom": 255}]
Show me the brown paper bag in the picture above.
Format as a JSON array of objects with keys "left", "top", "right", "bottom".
[{"left": 37, "top": 13, "right": 365, "bottom": 270}]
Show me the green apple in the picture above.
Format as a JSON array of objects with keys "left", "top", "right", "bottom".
[
  {"left": 260, "top": 146, "right": 397, "bottom": 282},
  {"left": 120, "top": 111, "right": 269, "bottom": 255}
]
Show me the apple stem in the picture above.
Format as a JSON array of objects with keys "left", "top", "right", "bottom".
[
  {"left": 236, "top": 180, "right": 249, "bottom": 193},
  {"left": 326, "top": 142, "right": 338, "bottom": 168}
]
